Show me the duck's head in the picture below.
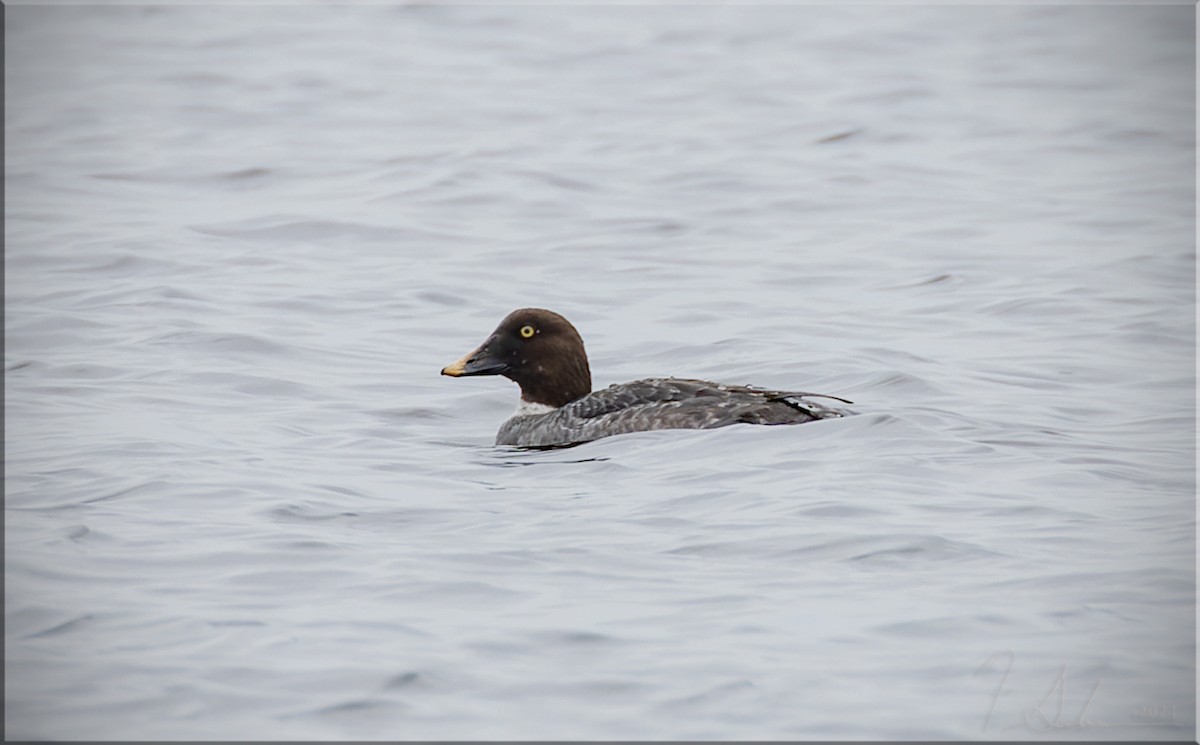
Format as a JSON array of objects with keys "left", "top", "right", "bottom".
[{"left": 441, "top": 308, "right": 593, "bottom": 408}]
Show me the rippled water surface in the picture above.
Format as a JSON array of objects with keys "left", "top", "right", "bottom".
[{"left": 5, "top": 4, "right": 1195, "bottom": 740}]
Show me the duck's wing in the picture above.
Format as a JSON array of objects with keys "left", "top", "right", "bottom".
[
  {"left": 562, "top": 378, "right": 703, "bottom": 420},
  {"left": 561, "top": 378, "right": 849, "bottom": 434}
]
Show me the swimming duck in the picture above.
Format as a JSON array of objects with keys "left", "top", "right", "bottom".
[{"left": 441, "top": 308, "right": 851, "bottom": 448}]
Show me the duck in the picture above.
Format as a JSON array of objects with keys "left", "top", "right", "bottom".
[{"left": 441, "top": 308, "right": 851, "bottom": 448}]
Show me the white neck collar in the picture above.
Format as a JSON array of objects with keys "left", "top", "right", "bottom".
[{"left": 514, "top": 400, "right": 558, "bottom": 417}]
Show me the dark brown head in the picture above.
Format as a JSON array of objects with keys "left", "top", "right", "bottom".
[{"left": 441, "top": 308, "right": 592, "bottom": 408}]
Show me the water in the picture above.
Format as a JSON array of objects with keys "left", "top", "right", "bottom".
[{"left": 5, "top": 4, "right": 1195, "bottom": 740}]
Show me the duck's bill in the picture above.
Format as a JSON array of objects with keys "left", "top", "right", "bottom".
[{"left": 441, "top": 341, "right": 509, "bottom": 377}]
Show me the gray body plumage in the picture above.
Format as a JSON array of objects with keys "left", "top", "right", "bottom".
[{"left": 496, "top": 377, "right": 847, "bottom": 448}]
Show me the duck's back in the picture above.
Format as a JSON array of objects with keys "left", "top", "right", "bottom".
[{"left": 496, "top": 377, "right": 847, "bottom": 448}]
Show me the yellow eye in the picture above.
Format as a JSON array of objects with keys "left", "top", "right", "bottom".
[{"left": 519, "top": 325, "right": 536, "bottom": 339}]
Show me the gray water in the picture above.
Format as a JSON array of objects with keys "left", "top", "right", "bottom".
[{"left": 5, "top": 4, "right": 1195, "bottom": 741}]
